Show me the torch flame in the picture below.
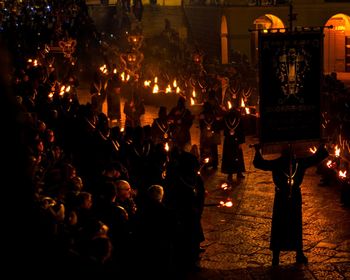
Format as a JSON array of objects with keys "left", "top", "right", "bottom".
[
  {"left": 309, "top": 146, "right": 317, "bottom": 154},
  {"left": 33, "top": 59, "right": 38, "bottom": 67},
  {"left": 164, "top": 142, "right": 169, "bottom": 152},
  {"left": 339, "top": 170, "right": 347, "bottom": 179},
  {"left": 144, "top": 80, "right": 151, "bottom": 87},
  {"left": 120, "top": 127, "right": 125, "bottom": 132},
  {"left": 335, "top": 145, "right": 341, "bottom": 157},
  {"left": 48, "top": 92, "right": 54, "bottom": 99},
  {"left": 176, "top": 87, "right": 180, "bottom": 94},
  {"left": 154, "top": 77, "right": 158, "bottom": 84},
  {"left": 65, "top": 85, "right": 71, "bottom": 93},
  {"left": 152, "top": 84, "right": 159, "bottom": 94},
  {"left": 227, "top": 101, "right": 232, "bottom": 110},
  {"left": 173, "top": 79, "right": 177, "bottom": 88},
  {"left": 241, "top": 98, "right": 245, "bottom": 108},
  {"left": 126, "top": 74, "right": 130, "bottom": 81},
  {"left": 220, "top": 201, "right": 233, "bottom": 208},
  {"left": 192, "top": 89, "right": 196, "bottom": 98},
  {"left": 204, "top": 158, "right": 210, "bottom": 164},
  {"left": 27, "top": 58, "right": 32, "bottom": 63},
  {"left": 113, "top": 69, "right": 117, "bottom": 74},
  {"left": 326, "top": 160, "right": 333, "bottom": 168},
  {"left": 220, "top": 183, "right": 229, "bottom": 190},
  {"left": 166, "top": 85, "right": 172, "bottom": 93},
  {"left": 121, "top": 72, "right": 125, "bottom": 81},
  {"left": 59, "top": 86, "right": 65, "bottom": 96},
  {"left": 190, "top": 97, "right": 195, "bottom": 106},
  {"left": 245, "top": 107, "right": 250, "bottom": 115}
]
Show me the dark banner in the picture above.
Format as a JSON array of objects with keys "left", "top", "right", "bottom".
[{"left": 259, "top": 31, "right": 323, "bottom": 144}]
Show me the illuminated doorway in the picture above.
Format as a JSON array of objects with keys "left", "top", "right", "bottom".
[
  {"left": 324, "top": 14, "right": 350, "bottom": 73},
  {"left": 251, "top": 14, "right": 285, "bottom": 65},
  {"left": 221, "top": 15, "right": 229, "bottom": 64}
]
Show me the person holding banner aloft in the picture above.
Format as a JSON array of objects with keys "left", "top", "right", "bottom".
[{"left": 253, "top": 144, "right": 328, "bottom": 266}]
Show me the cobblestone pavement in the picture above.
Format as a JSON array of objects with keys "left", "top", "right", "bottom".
[{"left": 78, "top": 92, "right": 350, "bottom": 279}]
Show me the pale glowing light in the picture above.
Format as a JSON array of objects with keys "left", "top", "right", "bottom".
[
  {"left": 190, "top": 97, "right": 195, "bottom": 106},
  {"left": 121, "top": 72, "right": 125, "bottom": 81},
  {"left": 113, "top": 69, "right": 117, "bottom": 74},
  {"left": 144, "top": 80, "right": 151, "bottom": 87},
  {"left": 120, "top": 127, "right": 125, "bottom": 132},
  {"left": 33, "top": 59, "right": 38, "bottom": 67},
  {"left": 48, "top": 92, "right": 54, "bottom": 99},
  {"left": 228, "top": 101, "right": 232, "bottom": 110},
  {"left": 173, "top": 79, "right": 177, "bottom": 88},
  {"left": 335, "top": 25, "right": 345, "bottom": 31},
  {"left": 166, "top": 85, "right": 172, "bottom": 93},
  {"left": 154, "top": 77, "right": 158, "bottom": 84},
  {"left": 204, "top": 157, "right": 210, "bottom": 164},
  {"left": 326, "top": 160, "right": 333, "bottom": 168},
  {"left": 339, "top": 170, "right": 347, "bottom": 179},
  {"left": 126, "top": 74, "right": 130, "bottom": 81},
  {"left": 220, "top": 201, "right": 233, "bottom": 208},
  {"left": 245, "top": 107, "right": 250, "bottom": 114},
  {"left": 309, "top": 146, "right": 317, "bottom": 154},
  {"left": 59, "top": 86, "right": 65, "bottom": 96},
  {"left": 27, "top": 58, "right": 32, "bottom": 63},
  {"left": 99, "top": 64, "right": 107, "bottom": 74},
  {"left": 65, "top": 86, "right": 71, "bottom": 93},
  {"left": 335, "top": 145, "right": 341, "bottom": 157},
  {"left": 176, "top": 87, "right": 180, "bottom": 94},
  {"left": 164, "top": 142, "right": 169, "bottom": 152},
  {"left": 241, "top": 98, "right": 245, "bottom": 107},
  {"left": 152, "top": 84, "right": 159, "bottom": 94},
  {"left": 263, "top": 29, "right": 268, "bottom": 33}
]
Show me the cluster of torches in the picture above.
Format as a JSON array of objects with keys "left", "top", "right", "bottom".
[
  {"left": 309, "top": 143, "right": 348, "bottom": 180},
  {"left": 144, "top": 77, "right": 181, "bottom": 95}
]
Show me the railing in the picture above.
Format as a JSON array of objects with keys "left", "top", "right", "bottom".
[{"left": 183, "top": 0, "right": 291, "bottom": 6}]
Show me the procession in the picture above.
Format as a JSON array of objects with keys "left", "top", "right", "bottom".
[{"left": 1, "top": 0, "right": 349, "bottom": 279}]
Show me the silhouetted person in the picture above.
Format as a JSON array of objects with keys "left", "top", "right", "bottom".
[{"left": 253, "top": 144, "right": 328, "bottom": 266}]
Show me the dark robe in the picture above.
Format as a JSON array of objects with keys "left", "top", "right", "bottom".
[
  {"left": 253, "top": 146, "right": 328, "bottom": 251},
  {"left": 123, "top": 99, "right": 145, "bottom": 128},
  {"left": 151, "top": 117, "right": 172, "bottom": 146},
  {"left": 221, "top": 112, "right": 245, "bottom": 174},
  {"left": 199, "top": 111, "right": 220, "bottom": 168},
  {"left": 168, "top": 107, "right": 194, "bottom": 151},
  {"left": 106, "top": 75, "right": 121, "bottom": 120}
]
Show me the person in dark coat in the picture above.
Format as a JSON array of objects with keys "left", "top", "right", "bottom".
[
  {"left": 123, "top": 94, "right": 145, "bottom": 128},
  {"left": 165, "top": 151, "right": 205, "bottom": 272},
  {"left": 253, "top": 144, "right": 328, "bottom": 266},
  {"left": 151, "top": 106, "right": 172, "bottom": 146},
  {"left": 106, "top": 69, "right": 122, "bottom": 122},
  {"left": 221, "top": 108, "right": 245, "bottom": 181},
  {"left": 90, "top": 71, "right": 107, "bottom": 114},
  {"left": 168, "top": 97, "right": 194, "bottom": 151},
  {"left": 199, "top": 102, "right": 221, "bottom": 169}
]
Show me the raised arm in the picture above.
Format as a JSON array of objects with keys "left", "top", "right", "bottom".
[{"left": 253, "top": 146, "right": 275, "bottom": 171}]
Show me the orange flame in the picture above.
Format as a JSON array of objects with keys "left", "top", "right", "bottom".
[
  {"left": 204, "top": 158, "right": 210, "bottom": 164},
  {"left": 173, "top": 79, "right": 177, "bottom": 88},
  {"left": 65, "top": 85, "right": 71, "bottom": 93},
  {"left": 48, "top": 92, "right": 54, "bottom": 99},
  {"left": 245, "top": 107, "right": 250, "bottom": 114},
  {"left": 190, "top": 97, "right": 195, "bottom": 106},
  {"left": 154, "top": 77, "right": 158, "bottom": 84},
  {"left": 152, "top": 84, "right": 159, "bottom": 94},
  {"left": 164, "top": 142, "right": 169, "bottom": 152},
  {"left": 176, "top": 87, "right": 180, "bottom": 94},
  {"left": 326, "top": 160, "right": 333, "bottom": 168},
  {"left": 339, "top": 170, "right": 347, "bottom": 179},
  {"left": 220, "top": 201, "right": 233, "bottom": 208},
  {"left": 192, "top": 89, "right": 196, "bottom": 98},
  {"left": 241, "top": 98, "right": 245, "bottom": 108},
  {"left": 309, "top": 146, "right": 317, "bottom": 154},
  {"left": 121, "top": 72, "right": 125, "bottom": 81},
  {"left": 335, "top": 145, "right": 341, "bottom": 157},
  {"left": 144, "top": 80, "right": 151, "bottom": 87},
  {"left": 166, "top": 85, "right": 172, "bottom": 93},
  {"left": 220, "top": 183, "right": 229, "bottom": 190},
  {"left": 228, "top": 101, "right": 232, "bottom": 110}
]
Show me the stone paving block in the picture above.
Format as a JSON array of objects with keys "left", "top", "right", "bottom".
[{"left": 316, "top": 242, "right": 338, "bottom": 249}]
